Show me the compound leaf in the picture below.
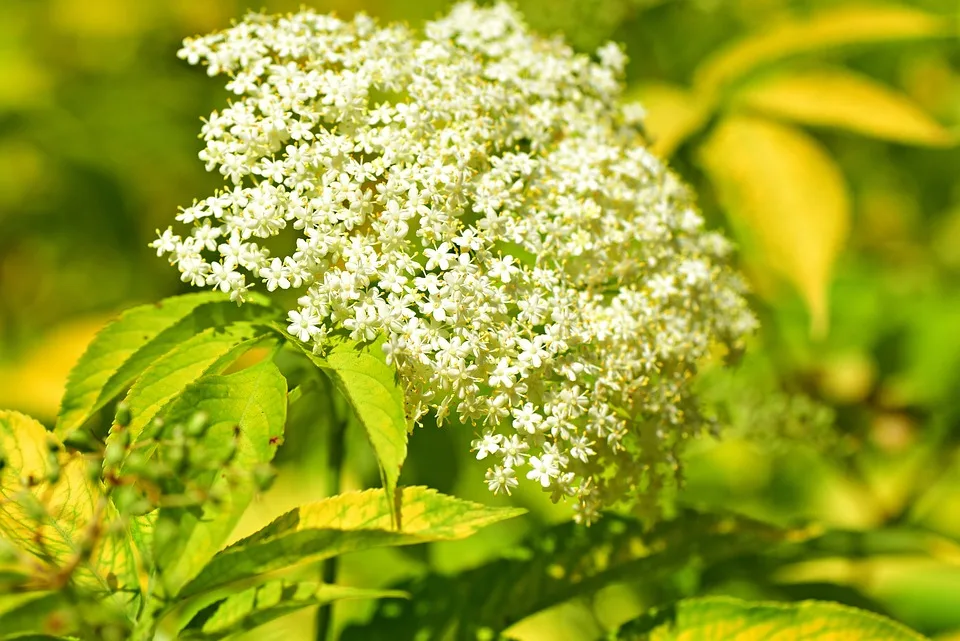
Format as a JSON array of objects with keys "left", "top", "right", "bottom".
[
  {"left": 55, "top": 293, "right": 223, "bottom": 438},
  {"left": 110, "top": 322, "right": 274, "bottom": 451},
  {"left": 734, "top": 67, "right": 955, "bottom": 146},
  {"left": 698, "top": 115, "right": 849, "bottom": 335},
  {"left": 179, "top": 486, "right": 525, "bottom": 599},
  {"left": 339, "top": 511, "right": 809, "bottom": 640},
  {"left": 179, "top": 580, "right": 404, "bottom": 640},
  {"left": 151, "top": 359, "right": 288, "bottom": 597},
  {"left": 288, "top": 335, "right": 410, "bottom": 525},
  {"left": 0, "top": 412, "right": 139, "bottom": 610},
  {"left": 696, "top": 5, "right": 951, "bottom": 94},
  {"left": 613, "top": 596, "right": 927, "bottom": 640}
]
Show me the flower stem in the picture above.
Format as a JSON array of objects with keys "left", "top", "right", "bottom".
[{"left": 315, "top": 382, "right": 348, "bottom": 641}]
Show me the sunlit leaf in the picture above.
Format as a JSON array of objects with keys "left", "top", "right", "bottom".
[
  {"left": 626, "top": 83, "right": 709, "bottom": 157},
  {"left": 340, "top": 511, "right": 810, "bottom": 640},
  {"left": 179, "top": 486, "right": 525, "bottom": 598},
  {"left": 288, "top": 334, "right": 410, "bottom": 524},
  {"left": 151, "top": 359, "right": 287, "bottom": 597},
  {"left": 734, "top": 68, "right": 955, "bottom": 146},
  {"left": 109, "top": 321, "right": 274, "bottom": 450},
  {"left": 696, "top": 5, "right": 952, "bottom": 94},
  {"left": 698, "top": 115, "right": 850, "bottom": 334},
  {"left": 179, "top": 580, "right": 405, "bottom": 640},
  {"left": 0, "top": 412, "right": 139, "bottom": 609},
  {"left": 614, "top": 596, "right": 927, "bottom": 640},
  {"left": 56, "top": 293, "right": 223, "bottom": 437}
]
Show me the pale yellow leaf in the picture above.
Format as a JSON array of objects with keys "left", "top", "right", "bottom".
[
  {"left": 734, "top": 67, "right": 955, "bottom": 146},
  {"left": 696, "top": 5, "right": 952, "bottom": 94},
  {"left": 0, "top": 411, "right": 139, "bottom": 607},
  {"left": 625, "top": 83, "right": 709, "bottom": 157},
  {"left": 698, "top": 116, "right": 850, "bottom": 334}
]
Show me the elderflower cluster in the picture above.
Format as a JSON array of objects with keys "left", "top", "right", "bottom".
[{"left": 154, "top": 2, "right": 756, "bottom": 523}]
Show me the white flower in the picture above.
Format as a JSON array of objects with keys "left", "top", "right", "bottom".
[
  {"left": 526, "top": 454, "right": 559, "bottom": 488},
  {"left": 161, "top": 2, "right": 756, "bottom": 523},
  {"left": 473, "top": 432, "right": 503, "bottom": 460},
  {"left": 287, "top": 308, "right": 323, "bottom": 342},
  {"left": 485, "top": 465, "right": 518, "bottom": 495}
]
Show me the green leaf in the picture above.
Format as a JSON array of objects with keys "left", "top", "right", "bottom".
[
  {"left": 698, "top": 115, "right": 850, "bottom": 335},
  {"left": 733, "top": 67, "right": 955, "bottom": 146},
  {"left": 0, "top": 412, "right": 140, "bottom": 608},
  {"left": 152, "top": 359, "right": 288, "bottom": 596},
  {"left": 339, "top": 511, "right": 810, "bottom": 640},
  {"left": 110, "top": 322, "right": 274, "bottom": 450},
  {"left": 55, "top": 293, "right": 224, "bottom": 437},
  {"left": 179, "top": 580, "right": 405, "bottom": 640},
  {"left": 625, "top": 83, "right": 709, "bottom": 157},
  {"left": 695, "top": 5, "right": 952, "bottom": 95},
  {"left": 288, "top": 334, "right": 410, "bottom": 524},
  {"left": 0, "top": 592, "right": 68, "bottom": 639},
  {"left": 614, "top": 596, "right": 928, "bottom": 640},
  {"left": 180, "top": 486, "right": 525, "bottom": 598}
]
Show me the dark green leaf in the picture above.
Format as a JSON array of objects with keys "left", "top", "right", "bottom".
[{"left": 341, "top": 511, "right": 809, "bottom": 640}]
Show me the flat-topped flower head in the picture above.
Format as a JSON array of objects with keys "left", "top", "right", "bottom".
[{"left": 155, "top": 1, "right": 756, "bottom": 523}]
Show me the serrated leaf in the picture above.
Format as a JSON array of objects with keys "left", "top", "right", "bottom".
[
  {"left": 342, "top": 511, "right": 810, "bottom": 640},
  {"left": 698, "top": 115, "right": 849, "bottom": 335},
  {"left": 151, "top": 359, "right": 287, "bottom": 596},
  {"left": 0, "top": 412, "right": 139, "bottom": 609},
  {"left": 180, "top": 486, "right": 525, "bottom": 598},
  {"left": 696, "top": 5, "right": 952, "bottom": 94},
  {"left": 288, "top": 334, "right": 410, "bottom": 525},
  {"left": 734, "top": 67, "right": 955, "bottom": 146},
  {"left": 109, "top": 322, "right": 273, "bottom": 451},
  {"left": 55, "top": 293, "right": 224, "bottom": 437},
  {"left": 614, "top": 596, "right": 928, "bottom": 640},
  {"left": 625, "top": 83, "right": 709, "bottom": 157},
  {"left": 179, "top": 580, "right": 405, "bottom": 640}
]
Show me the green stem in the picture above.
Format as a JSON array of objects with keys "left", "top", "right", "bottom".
[{"left": 314, "top": 382, "right": 348, "bottom": 641}]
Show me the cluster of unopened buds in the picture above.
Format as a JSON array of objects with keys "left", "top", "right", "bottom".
[{"left": 155, "top": 1, "right": 756, "bottom": 522}]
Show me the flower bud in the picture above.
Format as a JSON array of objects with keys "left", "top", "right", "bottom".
[
  {"left": 185, "top": 411, "right": 210, "bottom": 438},
  {"left": 115, "top": 402, "right": 132, "bottom": 428}
]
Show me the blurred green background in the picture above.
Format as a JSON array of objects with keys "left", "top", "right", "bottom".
[{"left": 1, "top": 0, "right": 959, "bottom": 639}]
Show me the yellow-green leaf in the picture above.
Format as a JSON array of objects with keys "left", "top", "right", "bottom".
[
  {"left": 288, "top": 334, "right": 410, "bottom": 526},
  {"left": 698, "top": 116, "right": 850, "bottom": 334},
  {"left": 696, "top": 5, "right": 952, "bottom": 94},
  {"left": 734, "top": 67, "right": 955, "bottom": 146},
  {"left": 110, "top": 322, "right": 272, "bottom": 451},
  {"left": 0, "top": 591, "right": 72, "bottom": 639},
  {"left": 0, "top": 411, "right": 139, "bottom": 608},
  {"left": 179, "top": 486, "right": 525, "bottom": 598},
  {"left": 617, "top": 596, "right": 928, "bottom": 640},
  {"left": 56, "top": 293, "right": 224, "bottom": 438},
  {"left": 625, "top": 83, "right": 709, "bottom": 157},
  {"left": 152, "top": 359, "right": 288, "bottom": 597},
  {"left": 179, "top": 580, "right": 405, "bottom": 640}
]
